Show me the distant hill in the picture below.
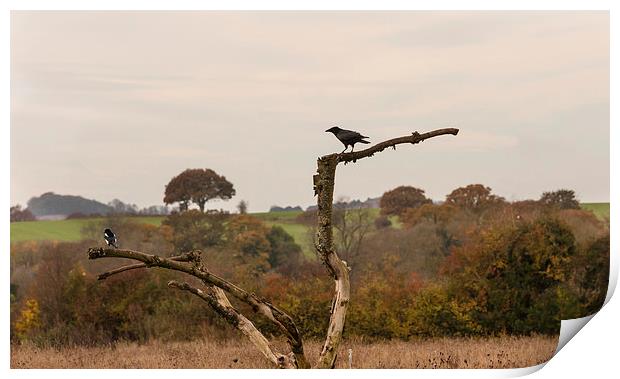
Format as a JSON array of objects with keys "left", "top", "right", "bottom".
[{"left": 27, "top": 192, "right": 113, "bottom": 218}]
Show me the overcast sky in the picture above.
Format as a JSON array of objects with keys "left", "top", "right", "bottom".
[{"left": 10, "top": 11, "right": 609, "bottom": 212}]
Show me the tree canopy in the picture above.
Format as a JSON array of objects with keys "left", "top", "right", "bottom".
[
  {"left": 445, "top": 184, "right": 505, "bottom": 213},
  {"left": 380, "top": 186, "right": 432, "bottom": 217},
  {"left": 539, "top": 189, "right": 580, "bottom": 210},
  {"left": 164, "top": 169, "right": 236, "bottom": 212}
]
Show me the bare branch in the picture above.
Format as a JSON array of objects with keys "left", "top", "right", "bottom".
[
  {"left": 168, "top": 280, "right": 295, "bottom": 368},
  {"left": 338, "top": 128, "right": 459, "bottom": 164},
  {"left": 97, "top": 262, "right": 147, "bottom": 280},
  {"left": 97, "top": 251, "right": 203, "bottom": 280}
]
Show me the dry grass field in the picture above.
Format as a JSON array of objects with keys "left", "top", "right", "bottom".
[{"left": 11, "top": 335, "right": 558, "bottom": 369}]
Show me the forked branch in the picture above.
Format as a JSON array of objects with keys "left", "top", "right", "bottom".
[
  {"left": 168, "top": 280, "right": 296, "bottom": 368},
  {"left": 88, "top": 247, "right": 309, "bottom": 368}
]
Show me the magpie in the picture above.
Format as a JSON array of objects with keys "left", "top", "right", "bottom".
[
  {"left": 103, "top": 228, "right": 118, "bottom": 248},
  {"left": 325, "top": 126, "right": 370, "bottom": 153}
]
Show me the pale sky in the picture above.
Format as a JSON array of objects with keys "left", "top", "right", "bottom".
[{"left": 10, "top": 11, "right": 609, "bottom": 212}]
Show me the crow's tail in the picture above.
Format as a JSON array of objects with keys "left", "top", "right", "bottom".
[{"left": 360, "top": 139, "right": 370, "bottom": 144}]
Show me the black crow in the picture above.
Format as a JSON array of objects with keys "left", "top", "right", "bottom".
[
  {"left": 326, "top": 126, "right": 370, "bottom": 153},
  {"left": 103, "top": 228, "right": 118, "bottom": 248}
]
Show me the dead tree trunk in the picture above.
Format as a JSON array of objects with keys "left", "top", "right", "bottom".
[
  {"left": 313, "top": 128, "right": 459, "bottom": 367},
  {"left": 87, "top": 127, "right": 458, "bottom": 369}
]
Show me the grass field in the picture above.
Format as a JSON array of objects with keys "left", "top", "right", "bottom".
[
  {"left": 9, "top": 213, "right": 316, "bottom": 259},
  {"left": 580, "top": 202, "right": 610, "bottom": 220},
  {"left": 10, "top": 212, "right": 315, "bottom": 254},
  {"left": 11, "top": 335, "right": 558, "bottom": 369},
  {"left": 9, "top": 216, "right": 165, "bottom": 243},
  {"left": 10, "top": 203, "right": 608, "bottom": 246},
  {"left": 252, "top": 210, "right": 314, "bottom": 256}
]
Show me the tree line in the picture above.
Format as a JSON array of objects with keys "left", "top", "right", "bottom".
[{"left": 10, "top": 177, "right": 608, "bottom": 345}]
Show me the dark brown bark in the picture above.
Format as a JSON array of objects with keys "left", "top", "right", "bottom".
[{"left": 338, "top": 128, "right": 459, "bottom": 164}]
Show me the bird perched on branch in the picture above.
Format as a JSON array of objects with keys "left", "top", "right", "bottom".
[
  {"left": 326, "top": 126, "right": 370, "bottom": 153},
  {"left": 103, "top": 228, "right": 118, "bottom": 248}
]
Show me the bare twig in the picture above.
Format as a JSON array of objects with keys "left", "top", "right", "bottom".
[
  {"left": 97, "top": 262, "right": 147, "bottom": 280},
  {"left": 97, "top": 251, "right": 203, "bottom": 280}
]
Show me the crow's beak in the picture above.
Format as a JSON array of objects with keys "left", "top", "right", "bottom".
[{"left": 325, "top": 129, "right": 330, "bottom": 132}]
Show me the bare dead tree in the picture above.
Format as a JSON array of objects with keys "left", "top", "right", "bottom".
[
  {"left": 332, "top": 199, "right": 373, "bottom": 266},
  {"left": 87, "top": 127, "right": 458, "bottom": 369},
  {"left": 312, "top": 128, "right": 459, "bottom": 367}
]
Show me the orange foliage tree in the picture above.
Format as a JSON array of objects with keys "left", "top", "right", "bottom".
[
  {"left": 164, "top": 169, "right": 235, "bottom": 212},
  {"left": 380, "top": 186, "right": 432, "bottom": 217}
]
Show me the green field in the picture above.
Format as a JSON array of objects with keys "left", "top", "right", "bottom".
[
  {"left": 10, "top": 212, "right": 315, "bottom": 254},
  {"left": 11, "top": 203, "right": 608, "bottom": 248},
  {"left": 252, "top": 211, "right": 313, "bottom": 256},
  {"left": 581, "top": 202, "right": 610, "bottom": 220},
  {"left": 10, "top": 216, "right": 164, "bottom": 243}
]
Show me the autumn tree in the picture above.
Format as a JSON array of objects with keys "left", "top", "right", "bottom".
[
  {"left": 224, "top": 214, "right": 274, "bottom": 278},
  {"left": 380, "top": 186, "right": 432, "bottom": 217},
  {"left": 266, "top": 225, "right": 303, "bottom": 272},
  {"left": 401, "top": 203, "right": 458, "bottom": 227},
  {"left": 445, "top": 184, "right": 505, "bottom": 213},
  {"left": 539, "top": 189, "right": 580, "bottom": 210},
  {"left": 161, "top": 209, "right": 228, "bottom": 252},
  {"left": 163, "top": 172, "right": 192, "bottom": 211},
  {"left": 226, "top": 215, "right": 271, "bottom": 257},
  {"left": 509, "top": 200, "right": 545, "bottom": 222},
  {"left": 442, "top": 218, "right": 576, "bottom": 334},
  {"left": 571, "top": 233, "right": 609, "bottom": 314},
  {"left": 400, "top": 203, "right": 463, "bottom": 255},
  {"left": 373, "top": 215, "right": 392, "bottom": 229},
  {"left": 164, "top": 169, "right": 236, "bottom": 212}
]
